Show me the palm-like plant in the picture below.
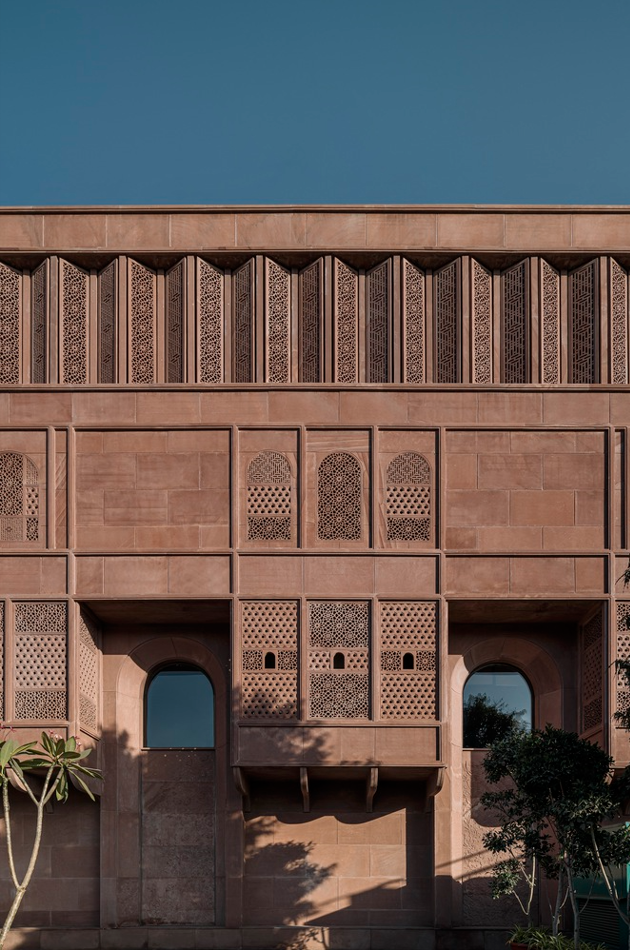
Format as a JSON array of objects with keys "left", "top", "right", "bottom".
[{"left": 0, "top": 729, "right": 101, "bottom": 948}]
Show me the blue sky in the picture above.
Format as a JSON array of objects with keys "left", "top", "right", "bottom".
[{"left": 1, "top": 0, "right": 629, "bottom": 206}]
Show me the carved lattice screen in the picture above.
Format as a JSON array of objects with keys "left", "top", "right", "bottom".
[
  {"left": 0, "top": 262, "right": 20, "bottom": 384},
  {"left": 299, "top": 259, "right": 322, "bottom": 382},
  {"left": 166, "top": 260, "right": 185, "bottom": 383},
  {"left": 434, "top": 260, "right": 459, "bottom": 383},
  {"left": 379, "top": 601, "right": 437, "bottom": 719},
  {"left": 317, "top": 452, "right": 362, "bottom": 541},
  {"left": 581, "top": 610, "right": 603, "bottom": 734},
  {"left": 386, "top": 452, "right": 431, "bottom": 541},
  {"left": 616, "top": 603, "right": 630, "bottom": 719},
  {"left": 98, "top": 261, "right": 116, "bottom": 383},
  {"left": 79, "top": 610, "right": 99, "bottom": 732},
  {"left": 403, "top": 259, "right": 424, "bottom": 383},
  {"left": 308, "top": 601, "right": 370, "bottom": 719},
  {"left": 31, "top": 261, "right": 48, "bottom": 384},
  {"left": 265, "top": 259, "right": 290, "bottom": 383},
  {"left": 14, "top": 602, "right": 67, "bottom": 720},
  {"left": 501, "top": 260, "right": 529, "bottom": 383},
  {"left": 570, "top": 260, "right": 598, "bottom": 383},
  {"left": 198, "top": 258, "right": 224, "bottom": 383},
  {"left": 471, "top": 260, "right": 492, "bottom": 383},
  {"left": 129, "top": 260, "right": 156, "bottom": 383},
  {"left": 0, "top": 453, "right": 39, "bottom": 542},
  {"left": 233, "top": 260, "right": 254, "bottom": 382},
  {"left": 247, "top": 452, "right": 292, "bottom": 541},
  {"left": 60, "top": 260, "right": 89, "bottom": 384},
  {"left": 367, "top": 260, "right": 391, "bottom": 383},
  {"left": 611, "top": 260, "right": 628, "bottom": 385},
  {"left": 241, "top": 601, "right": 298, "bottom": 719},
  {"left": 334, "top": 259, "right": 358, "bottom": 383},
  {"left": 541, "top": 260, "right": 560, "bottom": 384}
]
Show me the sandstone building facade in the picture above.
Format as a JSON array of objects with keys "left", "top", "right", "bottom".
[{"left": 0, "top": 205, "right": 629, "bottom": 949}]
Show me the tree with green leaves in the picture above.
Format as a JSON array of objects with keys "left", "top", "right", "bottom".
[
  {"left": 0, "top": 729, "right": 102, "bottom": 949},
  {"left": 481, "top": 725, "right": 630, "bottom": 948},
  {"left": 463, "top": 691, "right": 525, "bottom": 748}
]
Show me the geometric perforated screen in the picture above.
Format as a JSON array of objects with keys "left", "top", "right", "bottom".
[
  {"left": 247, "top": 452, "right": 292, "bottom": 541},
  {"left": 308, "top": 601, "right": 370, "bottom": 719},
  {"left": 581, "top": 609, "right": 603, "bottom": 734},
  {"left": 241, "top": 600, "right": 298, "bottom": 720},
  {"left": 79, "top": 609, "right": 99, "bottom": 732},
  {"left": 616, "top": 603, "right": 630, "bottom": 720},
  {"left": 386, "top": 452, "right": 431, "bottom": 542},
  {"left": 379, "top": 601, "right": 437, "bottom": 720},
  {"left": 0, "top": 452, "right": 39, "bottom": 543},
  {"left": 14, "top": 601, "right": 67, "bottom": 720},
  {"left": 317, "top": 453, "right": 362, "bottom": 541}
]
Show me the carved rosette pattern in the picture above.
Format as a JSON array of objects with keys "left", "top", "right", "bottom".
[
  {"left": 570, "top": 260, "right": 598, "bottom": 383},
  {"left": 502, "top": 260, "right": 528, "bottom": 383},
  {"left": 308, "top": 602, "right": 370, "bottom": 719},
  {"left": 98, "top": 262, "right": 116, "bottom": 383},
  {"left": 472, "top": 260, "right": 492, "bottom": 383},
  {"left": 241, "top": 601, "right": 298, "bottom": 719},
  {"left": 198, "top": 259, "right": 223, "bottom": 383},
  {"left": 129, "top": 260, "right": 155, "bottom": 383},
  {"left": 31, "top": 261, "right": 48, "bottom": 384},
  {"left": 367, "top": 260, "right": 390, "bottom": 383},
  {"left": 616, "top": 603, "right": 630, "bottom": 718},
  {"left": 0, "top": 453, "right": 39, "bottom": 542},
  {"left": 334, "top": 259, "right": 358, "bottom": 383},
  {"left": 166, "top": 260, "right": 185, "bottom": 383},
  {"left": 0, "top": 262, "right": 20, "bottom": 384},
  {"left": 435, "top": 260, "right": 459, "bottom": 383},
  {"left": 265, "top": 259, "right": 290, "bottom": 383},
  {"left": 299, "top": 260, "right": 322, "bottom": 382},
  {"left": 247, "top": 452, "right": 292, "bottom": 541},
  {"left": 233, "top": 260, "right": 254, "bottom": 383},
  {"left": 581, "top": 611, "right": 603, "bottom": 733},
  {"left": 611, "top": 260, "right": 628, "bottom": 385},
  {"left": 380, "top": 602, "right": 437, "bottom": 719},
  {"left": 386, "top": 452, "right": 431, "bottom": 542},
  {"left": 61, "top": 260, "right": 88, "bottom": 384},
  {"left": 317, "top": 452, "right": 362, "bottom": 541},
  {"left": 403, "top": 259, "right": 424, "bottom": 383},
  {"left": 541, "top": 260, "right": 560, "bottom": 384},
  {"left": 79, "top": 611, "right": 99, "bottom": 732},
  {"left": 14, "top": 602, "right": 67, "bottom": 720}
]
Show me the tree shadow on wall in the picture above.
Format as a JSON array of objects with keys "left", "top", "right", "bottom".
[{"left": 239, "top": 723, "right": 337, "bottom": 950}]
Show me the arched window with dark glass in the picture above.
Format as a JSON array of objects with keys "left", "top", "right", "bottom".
[
  {"left": 145, "top": 663, "right": 215, "bottom": 748},
  {"left": 463, "top": 664, "right": 532, "bottom": 748}
]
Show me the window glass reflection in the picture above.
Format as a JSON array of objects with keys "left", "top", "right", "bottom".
[
  {"left": 463, "top": 664, "right": 531, "bottom": 748},
  {"left": 145, "top": 663, "right": 215, "bottom": 748}
]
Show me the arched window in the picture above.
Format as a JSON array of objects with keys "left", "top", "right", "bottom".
[
  {"left": 317, "top": 452, "right": 362, "bottom": 541},
  {"left": 0, "top": 452, "right": 39, "bottom": 542},
  {"left": 463, "top": 664, "right": 532, "bottom": 748},
  {"left": 386, "top": 452, "right": 431, "bottom": 541},
  {"left": 145, "top": 663, "right": 214, "bottom": 748}
]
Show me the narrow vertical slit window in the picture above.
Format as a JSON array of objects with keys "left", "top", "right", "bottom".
[
  {"left": 434, "top": 260, "right": 460, "bottom": 383},
  {"left": 570, "top": 260, "right": 599, "bottom": 383},
  {"left": 367, "top": 260, "right": 391, "bottom": 383},
  {"left": 233, "top": 259, "right": 255, "bottom": 383},
  {"left": 501, "top": 260, "right": 529, "bottom": 383}
]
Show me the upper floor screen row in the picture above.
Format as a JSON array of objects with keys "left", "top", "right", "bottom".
[{"left": 0, "top": 254, "right": 627, "bottom": 385}]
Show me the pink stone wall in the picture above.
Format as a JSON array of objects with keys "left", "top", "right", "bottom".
[
  {"left": 243, "top": 789, "right": 433, "bottom": 930},
  {"left": 0, "top": 794, "right": 99, "bottom": 928}
]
